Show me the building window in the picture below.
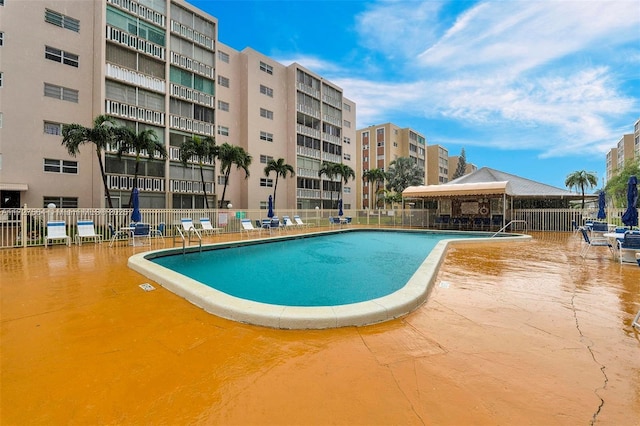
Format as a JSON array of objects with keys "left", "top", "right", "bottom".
[
  {"left": 344, "top": 120, "right": 351, "bottom": 128},
  {"left": 45, "top": 46, "right": 79, "bottom": 67},
  {"left": 0, "top": 32, "right": 4, "bottom": 46},
  {"left": 217, "top": 125, "right": 229, "bottom": 136},
  {"left": 260, "top": 154, "right": 273, "bottom": 164},
  {"left": 218, "top": 50, "right": 229, "bottom": 63},
  {"left": 260, "top": 131, "right": 273, "bottom": 142},
  {"left": 343, "top": 102, "right": 351, "bottom": 112},
  {"left": 217, "top": 100, "right": 229, "bottom": 112},
  {"left": 44, "top": 83, "right": 79, "bottom": 103},
  {"left": 0, "top": 112, "right": 3, "bottom": 128},
  {"left": 259, "top": 61, "right": 273, "bottom": 75},
  {"left": 43, "top": 197, "right": 78, "bottom": 208},
  {"left": 45, "top": 9, "right": 80, "bottom": 32},
  {"left": 344, "top": 187, "right": 351, "bottom": 194},
  {"left": 344, "top": 137, "right": 351, "bottom": 144},
  {"left": 44, "top": 158, "right": 78, "bottom": 174},
  {"left": 260, "top": 178, "right": 273, "bottom": 187},
  {"left": 377, "top": 141, "right": 384, "bottom": 147},
  {"left": 259, "top": 84, "right": 273, "bottom": 97},
  {"left": 0, "top": 72, "right": 3, "bottom": 88},
  {"left": 343, "top": 154, "right": 351, "bottom": 161},
  {"left": 217, "top": 175, "right": 228, "bottom": 185},
  {"left": 44, "top": 121, "right": 63, "bottom": 135},
  {"left": 260, "top": 108, "right": 273, "bottom": 120},
  {"left": 217, "top": 75, "right": 229, "bottom": 88}
]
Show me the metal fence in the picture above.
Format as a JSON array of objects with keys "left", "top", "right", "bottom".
[{"left": 0, "top": 206, "right": 635, "bottom": 249}]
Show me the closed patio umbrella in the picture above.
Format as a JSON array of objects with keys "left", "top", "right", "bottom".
[
  {"left": 267, "top": 195, "right": 274, "bottom": 218},
  {"left": 338, "top": 199, "right": 343, "bottom": 217},
  {"left": 131, "top": 188, "right": 142, "bottom": 223},
  {"left": 621, "top": 175, "right": 638, "bottom": 228},
  {"left": 597, "top": 191, "right": 606, "bottom": 220}
]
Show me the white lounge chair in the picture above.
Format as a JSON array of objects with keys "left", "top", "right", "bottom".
[
  {"left": 199, "top": 217, "right": 221, "bottom": 235},
  {"left": 181, "top": 218, "right": 196, "bottom": 232},
  {"left": 240, "top": 219, "right": 261, "bottom": 237},
  {"left": 75, "top": 220, "right": 103, "bottom": 245},
  {"left": 282, "top": 215, "right": 297, "bottom": 231},
  {"left": 293, "top": 215, "right": 310, "bottom": 228},
  {"left": 46, "top": 221, "right": 71, "bottom": 247}
]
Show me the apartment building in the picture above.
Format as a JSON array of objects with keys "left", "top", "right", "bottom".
[
  {"left": 0, "top": 0, "right": 356, "bottom": 211},
  {"left": 616, "top": 134, "right": 635, "bottom": 171},
  {"left": 426, "top": 144, "right": 449, "bottom": 185},
  {"left": 355, "top": 123, "right": 426, "bottom": 209},
  {"left": 634, "top": 118, "right": 639, "bottom": 159},
  {"left": 606, "top": 148, "right": 618, "bottom": 183}
]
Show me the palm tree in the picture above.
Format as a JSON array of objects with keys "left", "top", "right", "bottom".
[
  {"left": 363, "top": 168, "right": 386, "bottom": 209},
  {"left": 180, "top": 136, "right": 217, "bottom": 209},
  {"left": 565, "top": 170, "right": 598, "bottom": 209},
  {"left": 264, "top": 158, "right": 295, "bottom": 209},
  {"left": 333, "top": 162, "right": 355, "bottom": 209},
  {"left": 318, "top": 161, "right": 338, "bottom": 209},
  {"left": 218, "top": 143, "right": 252, "bottom": 208},
  {"left": 116, "top": 128, "right": 167, "bottom": 208},
  {"left": 62, "top": 115, "right": 119, "bottom": 208},
  {"left": 386, "top": 157, "right": 424, "bottom": 194}
]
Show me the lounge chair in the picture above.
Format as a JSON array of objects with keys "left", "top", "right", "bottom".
[
  {"left": 199, "top": 217, "right": 220, "bottom": 235},
  {"left": 282, "top": 215, "right": 297, "bottom": 231},
  {"left": 150, "top": 222, "right": 165, "bottom": 240},
  {"left": 132, "top": 223, "right": 151, "bottom": 246},
  {"left": 241, "top": 219, "right": 261, "bottom": 237},
  {"left": 45, "top": 221, "right": 71, "bottom": 247},
  {"left": 329, "top": 217, "right": 340, "bottom": 227},
  {"left": 270, "top": 216, "right": 282, "bottom": 233},
  {"left": 108, "top": 224, "right": 130, "bottom": 247},
  {"left": 617, "top": 231, "right": 640, "bottom": 264},
  {"left": 75, "top": 220, "right": 103, "bottom": 245},
  {"left": 579, "top": 227, "right": 612, "bottom": 258},
  {"left": 293, "top": 215, "right": 310, "bottom": 228}
]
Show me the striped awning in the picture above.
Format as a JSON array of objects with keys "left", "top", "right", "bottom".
[
  {"left": 0, "top": 183, "right": 29, "bottom": 191},
  {"left": 402, "top": 181, "right": 513, "bottom": 198}
]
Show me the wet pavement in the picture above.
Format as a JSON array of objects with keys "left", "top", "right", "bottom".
[{"left": 1, "top": 231, "right": 639, "bottom": 425}]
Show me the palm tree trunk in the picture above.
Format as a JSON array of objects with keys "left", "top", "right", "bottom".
[
  {"left": 127, "top": 158, "right": 141, "bottom": 208},
  {"left": 220, "top": 169, "right": 231, "bottom": 208},
  {"left": 273, "top": 175, "right": 279, "bottom": 209},
  {"left": 199, "top": 163, "right": 209, "bottom": 209},
  {"left": 96, "top": 148, "right": 114, "bottom": 209}
]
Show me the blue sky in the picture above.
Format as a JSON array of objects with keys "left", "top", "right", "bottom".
[{"left": 192, "top": 0, "right": 640, "bottom": 190}]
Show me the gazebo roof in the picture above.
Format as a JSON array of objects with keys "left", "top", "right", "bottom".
[
  {"left": 403, "top": 167, "right": 582, "bottom": 199},
  {"left": 403, "top": 181, "right": 513, "bottom": 198}
]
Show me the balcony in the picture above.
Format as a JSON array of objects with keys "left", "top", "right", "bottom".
[
  {"left": 297, "top": 103, "right": 320, "bottom": 119},
  {"left": 106, "top": 175, "right": 165, "bottom": 192},
  {"left": 168, "top": 146, "right": 214, "bottom": 166},
  {"left": 107, "top": 0, "right": 166, "bottom": 27},
  {"left": 297, "top": 189, "right": 321, "bottom": 199},
  {"left": 296, "top": 82, "right": 320, "bottom": 99},
  {"left": 105, "top": 100, "right": 165, "bottom": 126},
  {"left": 170, "top": 20, "right": 214, "bottom": 50},
  {"left": 106, "top": 63, "right": 165, "bottom": 93},
  {"left": 170, "top": 83, "right": 214, "bottom": 107},
  {"left": 296, "top": 124, "right": 321, "bottom": 139},
  {"left": 169, "top": 52, "right": 214, "bottom": 78},
  {"left": 322, "top": 133, "right": 340, "bottom": 144},
  {"left": 322, "top": 152, "right": 342, "bottom": 163},
  {"left": 296, "top": 146, "right": 321, "bottom": 159},
  {"left": 169, "top": 115, "right": 214, "bottom": 136},
  {"left": 106, "top": 26, "right": 165, "bottom": 60},
  {"left": 169, "top": 179, "right": 213, "bottom": 194}
]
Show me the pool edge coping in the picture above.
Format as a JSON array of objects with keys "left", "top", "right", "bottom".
[{"left": 128, "top": 229, "right": 532, "bottom": 329}]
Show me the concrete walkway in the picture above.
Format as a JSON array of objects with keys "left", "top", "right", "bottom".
[{"left": 1, "top": 231, "right": 639, "bottom": 424}]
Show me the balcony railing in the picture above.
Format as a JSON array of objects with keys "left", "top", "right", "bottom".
[
  {"left": 169, "top": 115, "right": 214, "bottom": 136},
  {"left": 106, "top": 25, "right": 165, "bottom": 60},
  {"left": 105, "top": 100, "right": 165, "bottom": 126},
  {"left": 106, "top": 63, "right": 165, "bottom": 93}
]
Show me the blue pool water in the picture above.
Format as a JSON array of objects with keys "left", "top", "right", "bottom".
[{"left": 151, "top": 230, "right": 479, "bottom": 307}]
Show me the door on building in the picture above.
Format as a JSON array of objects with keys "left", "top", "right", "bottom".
[{"left": 1, "top": 191, "right": 20, "bottom": 208}]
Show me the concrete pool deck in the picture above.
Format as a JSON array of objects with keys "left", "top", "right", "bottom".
[{"left": 1, "top": 230, "right": 639, "bottom": 424}]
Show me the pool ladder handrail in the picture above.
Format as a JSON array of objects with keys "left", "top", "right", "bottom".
[
  {"left": 491, "top": 220, "right": 527, "bottom": 237},
  {"left": 173, "top": 225, "right": 202, "bottom": 254}
]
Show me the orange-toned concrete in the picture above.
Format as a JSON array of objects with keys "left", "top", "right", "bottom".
[{"left": 1, "top": 231, "right": 639, "bottom": 425}]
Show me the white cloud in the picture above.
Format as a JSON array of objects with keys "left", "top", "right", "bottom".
[
  {"left": 355, "top": 0, "right": 444, "bottom": 59},
  {"left": 339, "top": 0, "right": 640, "bottom": 158}
]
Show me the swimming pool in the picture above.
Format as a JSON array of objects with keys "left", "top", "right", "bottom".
[
  {"left": 151, "top": 231, "right": 474, "bottom": 306},
  {"left": 129, "top": 229, "right": 530, "bottom": 329}
]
